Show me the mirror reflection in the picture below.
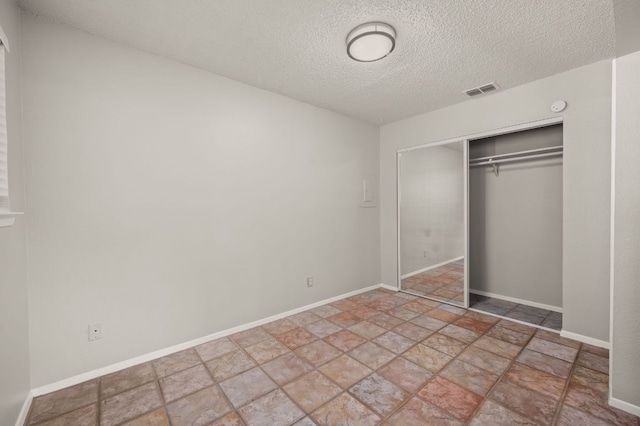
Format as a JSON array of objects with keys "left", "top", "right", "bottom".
[{"left": 398, "top": 141, "right": 466, "bottom": 307}]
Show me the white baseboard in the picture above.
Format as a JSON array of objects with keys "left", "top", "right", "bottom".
[
  {"left": 379, "top": 283, "right": 399, "bottom": 292},
  {"left": 609, "top": 396, "right": 640, "bottom": 417},
  {"left": 30, "top": 283, "right": 386, "bottom": 397},
  {"left": 400, "top": 256, "right": 464, "bottom": 279},
  {"left": 470, "top": 289, "right": 563, "bottom": 313},
  {"left": 15, "top": 391, "right": 32, "bottom": 426},
  {"left": 560, "top": 330, "right": 610, "bottom": 349}
]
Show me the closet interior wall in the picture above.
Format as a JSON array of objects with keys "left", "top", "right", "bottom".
[{"left": 469, "top": 125, "right": 563, "bottom": 309}]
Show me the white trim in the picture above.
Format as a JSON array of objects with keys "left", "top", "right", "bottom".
[
  {"left": 463, "top": 139, "right": 469, "bottom": 309},
  {"left": 609, "top": 58, "right": 617, "bottom": 390},
  {"left": 0, "top": 24, "right": 10, "bottom": 52},
  {"left": 379, "top": 283, "right": 399, "bottom": 292},
  {"left": 609, "top": 396, "right": 640, "bottom": 417},
  {"left": 469, "top": 289, "right": 563, "bottom": 313},
  {"left": 31, "top": 283, "right": 385, "bottom": 397},
  {"left": 400, "top": 256, "right": 464, "bottom": 279},
  {"left": 467, "top": 308, "right": 560, "bottom": 334},
  {"left": 396, "top": 152, "right": 402, "bottom": 290},
  {"left": 396, "top": 116, "right": 563, "bottom": 154},
  {"left": 14, "top": 391, "right": 32, "bottom": 426},
  {"left": 560, "top": 330, "right": 610, "bottom": 349}
]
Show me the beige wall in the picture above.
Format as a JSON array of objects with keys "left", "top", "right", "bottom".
[
  {"left": 611, "top": 51, "right": 640, "bottom": 410},
  {"left": 0, "top": 0, "right": 30, "bottom": 424},
  {"left": 381, "top": 60, "right": 612, "bottom": 342},
  {"left": 22, "top": 15, "right": 380, "bottom": 388}
]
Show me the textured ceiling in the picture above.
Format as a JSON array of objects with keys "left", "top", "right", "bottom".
[{"left": 18, "top": 0, "right": 616, "bottom": 124}]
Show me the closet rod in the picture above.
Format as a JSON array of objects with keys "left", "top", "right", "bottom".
[
  {"left": 469, "top": 145, "right": 563, "bottom": 164},
  {"left": 469, "top": 151, "right": 563, "bottom": 167}
]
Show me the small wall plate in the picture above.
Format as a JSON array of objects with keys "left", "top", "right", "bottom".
[{"left": 551, "top": 100, "right": 567, "bottom": 113}]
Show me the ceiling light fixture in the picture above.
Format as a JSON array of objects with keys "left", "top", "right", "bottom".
[{"left": 346, "top": 22, "right": 396, "bottom": 62}]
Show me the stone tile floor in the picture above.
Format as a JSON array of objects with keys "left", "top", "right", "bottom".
[
  {"left": 25, "top": 288, "right": 639, "bottom": 426},
  {"left": 401, "top": 260, "right": 465, "bottom": 306},
  {"left": 470, "top": 294, "right": 563, "bottom": 331}
]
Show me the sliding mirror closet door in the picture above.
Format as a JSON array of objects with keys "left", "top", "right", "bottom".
[{"left": 398, "top": 140, "right": 468, "bottom": 308}]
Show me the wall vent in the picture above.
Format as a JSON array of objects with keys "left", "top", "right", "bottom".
[{"left": 463, "top": 82, "right": 500, "bottom": 97}]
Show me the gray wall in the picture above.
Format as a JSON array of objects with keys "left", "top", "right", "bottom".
[
  {"left": 400, "top": 144, "right": 464, "bottom": 276},
  {"left": 469, "top": 126, "right": 563, "bottom": 308},
  {"left": 611, "top": 51, "right": 640, "bottom": 409},
  {"left": 0, "top": 0, "right": 30, "bottom": 424},
  {"left": 22, "top": 15, "right": 380, "bottom": 388},
  {"left": 381, "top": 60, "right": 612, "bottom": 342}
]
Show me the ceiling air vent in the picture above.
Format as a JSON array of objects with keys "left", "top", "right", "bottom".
[{"left": 463, "top": 82, "right": 500, "bottom": 97}]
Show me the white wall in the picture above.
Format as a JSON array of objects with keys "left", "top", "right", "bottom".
[
  {"left": 399, "top": 145, "right": 464, "bottom": 276},
  {"left": 21, "top": 15, "right": 380, "bottom": 388},
  {"left": 469, "top": 126, "right": 563, "bottom": 307},
  {"left": 0, "top": 0, "right": 30, "bottom": 424},
  {"left": 611, "top": 51, "right": 640, "bottom": 410},
  {"left": 381, "top": 61, "right": 612, "bottom": 342}
]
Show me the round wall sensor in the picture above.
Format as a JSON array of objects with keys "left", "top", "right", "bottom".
[{"left": 551, "top": 100, "right": 567, "bottom": 113}]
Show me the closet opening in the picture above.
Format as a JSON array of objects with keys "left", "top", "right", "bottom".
[{"left": 468, "top": 123, "right": 563, "bottom": 331}]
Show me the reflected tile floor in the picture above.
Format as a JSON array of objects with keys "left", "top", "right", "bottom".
[
  {"left": 470, "top": 294, "right": 563, "bottom": 331},
  {"left": 402, "top": 260, "right": 465, "bottom": 305},
  {"left": 25, "top": 289, "right": 639, "bottom": 426}
]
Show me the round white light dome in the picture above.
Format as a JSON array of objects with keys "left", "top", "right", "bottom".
[{"left": 346, "top": 22, "right": 396, "bottom": 62}]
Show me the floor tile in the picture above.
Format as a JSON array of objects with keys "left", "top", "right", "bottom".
[
  {"left": 417, "top": 376, "right": 483, "bottom": 421},
  {"left": 472, "top": 336, "right": 522, "bottom": 359},
  {"left": 534, "top": 329, "right": 580, "bottom": 348},
  {"left": 311, "top": 304, "right": 342, "bottom": 318},
  {"left": 386, "top": 396, "right": 463, "bottom": 426},
  {"left": 32, "top": 404, "right": 97, "bottom": 426},
  {"left": 288, "top": 311, "right": 323, "bottom": 327},
  {"left": 347, "top": 321, "right": 387, "bottom": 340},
  {"left": 349, "top": 305, "right": 382, "bottom": 320},
  {"left": 292, "top": 417, "right": 317, "bottom": 426},
  {"left": 468, "top": 399, "right": 536, "bottom": 426},
  {"left": 230, "top": 327, "right": 272, "bottom": 348},
  {"left": 464, "top": 311, "right": 500, "bottom": 325},
  {"left": 349, "top": 341, "right": 396, "bottom": 370},
  {"left": 330, "top": 299, "right": 359, "bottom": 311},
  {"left": 318, "top": 354, "right": 372, "bottom": 389},
  {"left": 564, "top": 382, "right": 640, "bottom": 426},
  {"left": 101, "top": 363, "right": 155, "bottom": 399},
  {"left": 377, "top": 357, "right": 433, "bottom": 393},
  {"left": 205, "top": 349, "right": 255, "bottom": 382},
  {"left": 368, "top": 313, "right": 404, "bottom": 329},
  {"left": 324, "top": 329, "right": 366, "bottom": 352},
  {"left": 158, "top": 364, "right": 214, "bottom": 403},
  {"left": 327, "top": 311, "right": 362, "bottom": 328},
  {"left": 386, "top": 306, "right": 420, "bottom": 321},
  {"left": 245, "top": 337, "right": 290, "bottom": 364},
  {"left": 486, "top": 326, "right": 531, "bottom": 346},
  {"left": 152, "top": 349, "right": 201, "bottom": 378},
  {"left": 505, "top": 305, "right": 550, "bottom": 325},
  {"left": 401, "top": 300, "right": 433, "bottom": 314},
  {"left": 121, "top": 408, "right": 169, "bottom": 426},
  {"left": 283, "top": 371, "right": 342, "bottom": 413},
  {"left": 261, "top": 352, "right": 313, "bottom": 385},
  {"left": 209, "top": 411, "right": 244, "bottom": 426},
  {"left": 504, "top": 362, "right": 566, "bottom": 399},
  {"left": 402, "top": 344, "right": 453, "bottom": 373},
  {"left": 576, "top": 350, "right": 609, "bottom": 374},
  {"left": 373, "top": 331, "right": 415, "bottom": 354},
  {"left": 392, "top": 322, "right": 434, "bottom": 341},
  {"left": 516, "top": 348, "right": 572, "bottom": 378},
  {"left": 439, "top": 359, "right": 499, "bottom": 396},
  {"left": 489, "top": 380, "right": 558, "bottom": 425},
  {"left": 582, "top": 343, "right": 610, "bottom": 358},
  {"left": 570, "top": 365, "right": 609, "bottom": 393},
  {"left": 194, "top": 337, "right": 238, "bottom": 362},
  {"left": 453, "top": 317, "right": 493, "bottom": 334},
  {"left": 426, "top": 308, "right": 461, "bottom": 323},
  {"left": 310, "top": 392, "right": 380, "bottom": 426},
  {"left": 166, "top": 386, "right": 231, "bottom": 426},
  {"left": 422, "top": 333, "right": 467, "bottom": 357},
  {"left": 410, "top": 315, "right": 448, "bottom": 331},
  {"left": 101, "top": 382, "right": 163, "bottom": 426},
  {"left": 349, "top": 373, "right": 410, "bottom": 416},
  {"left": 28, "top": 380, "right": 98, "bottom": 424},
  {"left": 457, "top": 346, "right": 511, "bottom": 376},
  {"left": 495, "top": 319, "right": 536, "bottom": 334},
  {"left": 294, "top": 340, "right": 341, "bottom": 367},
  {"left": 526, "top": 337, "right": 578, "bottom": 362},
  {"left": 305, "top": 319, "right": 342, "bottom": 338},
  {"left": 556, "top": 404, "right": 611, "bottom": 426},
  {"left": 238, "top": 389, "right": 305, "bottom": 426},
  {"left": 542, "top": 312, "right": 563, "bottom": 330},
  {"left": 262, "top": 318, "right": 299, "bottom": 336},
  {"left": 438, "top": 324, "right": 480, "bottom": 344},
  {"left": 219, "top": 367, "right": 278, "bottom": 407},
  {"left": 275, "top": 327, "right": 318, "bottom": 350}
]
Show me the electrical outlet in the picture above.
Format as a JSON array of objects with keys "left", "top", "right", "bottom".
[
  {"left": 88, "top": 323, "right": 102, "bottom": 341},
  {"left": 307, "top": 276, "right": 314, "bottom": 287}
]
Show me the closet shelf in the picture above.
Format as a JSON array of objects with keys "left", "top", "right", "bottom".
[{"left": 469, "top": 145, "right": 563, "bottom": 167}]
